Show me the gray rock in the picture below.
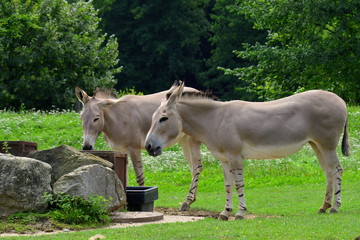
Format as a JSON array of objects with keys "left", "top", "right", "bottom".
[
  {"left": 0, "top": 154, "right": 52, "bottom": 217},
  {"left": 53, "top": 164, "right": 126, "bottom": 212},
  {"left": 28, "top": 145, "right": 113, "bottom": 186}
]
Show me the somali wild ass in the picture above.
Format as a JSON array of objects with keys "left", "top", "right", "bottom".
[
  {"left": 75, "top": 86, "right": 203, "bottom": 210},
  {"left": 145, "top": 81, "right": 349, "bottom": 220}
]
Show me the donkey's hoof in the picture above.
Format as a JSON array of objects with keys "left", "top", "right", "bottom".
[
  {"left": 179, "top": 203, "right": 190, "bottom": 211},
  {"left": 329, "top": 208, "right": 338, "bottom": 214},
  {"left": 235, "top": 214, "right": 244, "bottom": 220},
  {"left": 218, "top": 214, "right": 229, "bottom": 221},
  {"left": 318, "top": 208, "right": 327, "bottom": 214}
]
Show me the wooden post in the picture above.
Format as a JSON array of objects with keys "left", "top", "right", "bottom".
[{"left": 0, "top": 141, "right": 37, "bottom": 156}]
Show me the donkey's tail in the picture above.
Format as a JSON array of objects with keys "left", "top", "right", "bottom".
[{"left": 341, "top": 117, "right": 350, "bottom": 156}]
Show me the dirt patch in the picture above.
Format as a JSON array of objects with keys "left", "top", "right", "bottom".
[
  {"left": 156, "top": 207, "right": 220, "bottom": 219},
  {"left": 155, "top": 207, "right": 264, "bottom": 220}
]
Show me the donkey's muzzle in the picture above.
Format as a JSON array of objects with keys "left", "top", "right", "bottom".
[
  {"left": 82, "top": 144, "right": 93, "bottom": 150},
  {"left": 145, "top": 143, "right": 162, "bottom": 157}
]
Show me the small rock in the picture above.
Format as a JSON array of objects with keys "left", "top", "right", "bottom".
[
  {"left": 89, "top": 234, "right": 106, "bottom": 240},
  {"left": 63, "top": 229, "right": 70, "bottom": 232}
]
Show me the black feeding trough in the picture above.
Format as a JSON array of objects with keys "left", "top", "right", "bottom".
[{"left": 126, "top": 186, "right": 158, "bottom": 212}]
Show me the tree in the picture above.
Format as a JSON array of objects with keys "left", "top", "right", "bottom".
[
  {"left": 95, "top": 0, "right": 210, "bottom": 93},
  {"left": 201, "top": 0, "right": 266, "bottom": 100},
  {"left": 0, "top": 0, "right": 121, "bottom": 110},
  {"left": 226, "top": 0, "right": 360, "bottom": 103}
]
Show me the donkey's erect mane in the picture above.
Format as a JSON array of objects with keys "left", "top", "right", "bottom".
[
  {"left": 93, "top": 88, "right": 117, "bottom": 100},
  {"left": 166, "top": 80, "right": 219, "bottom": 102},
  {"left": 181, "top": 91, "right": 219, "bottom": 101},
  {"left": 165, "top": 90, "right": 219, "bottom": 102}
]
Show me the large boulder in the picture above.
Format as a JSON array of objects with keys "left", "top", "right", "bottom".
[
  {"left": 0, "top": 154, "right": 52, "bottom": 217},
  {"left": 53, "top": 164, "right": 126, "bottom": 212},
  {"left": 28, "top": 145, "right": 113, "bottom": 186}
]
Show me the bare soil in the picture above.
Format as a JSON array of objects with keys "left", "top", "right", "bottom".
[
  {"left": 155, "top": 207, "right": 220, "bottom": 219},
  {"left": 156, "top": 207, "right": 262, "bottom": 220}
]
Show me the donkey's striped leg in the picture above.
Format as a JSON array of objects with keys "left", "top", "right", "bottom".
[
  {"left": 229, "top": 158, "right": 246, "bottom": 220},
  {"left": 310, "top": 143, "right": 333, "bottom": 213},
  {"left": 318, "top": 150, "right": 344, "bottom": 213},
  {"left": 219, "top": 161, "right": 234, "bottom": 220},
  {"left": 179, "top": 137, "right": 202, "bottom": 211},
  {"left": 319, "top": 171, "right": 336, "bottom": 213},
  {"left": 312, "top": 145, "right": 344, "bottom": 213},
  {"left": 129, "top": 149, "right": 145, "bottom": 186},
  {"left": 323, "top": 150, "right": 343, "bottom": 213},
  {"left": 330, "top": 164, "right": 343, "bottom": 213},
  {"left": 180, "top": 161, "right": 202, "bottom": 211}
]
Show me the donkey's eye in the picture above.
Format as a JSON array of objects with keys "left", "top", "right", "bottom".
[
  {"left": 94, "top": 117, "right": 100, "bottom": 122},
  {"left": 159, "top": 117, "right": 168, "bottom": 123}
]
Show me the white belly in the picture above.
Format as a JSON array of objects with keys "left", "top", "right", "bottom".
[{"left": 241, "top": 141, "right": 307, "bottom": 159}]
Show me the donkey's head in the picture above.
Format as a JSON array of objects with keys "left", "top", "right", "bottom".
[
  {"left": 75, "top": 87, "right": 117, "bottom": 150},
  {"left": 145, "top": 81, "right": 185, "bottom": 157}
]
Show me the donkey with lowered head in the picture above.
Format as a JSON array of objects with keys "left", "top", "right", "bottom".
[{"left": 75, "top": 86, "right": 203, "bottom": 211}]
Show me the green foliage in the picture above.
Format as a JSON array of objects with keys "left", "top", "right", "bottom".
[
  {"left": 0, "top": 212, "right": 47, "bottom": 234},
  {"left": 2, "top": 0, "right": 358, "bottom": 109},
  {"left": 117, "top": 87, "right": 143, "bottom": 98},
  {"left": 225, "top": 0, "right": 360, "bottom": 102},
  {"left": 0, "top": 0, "right": 121, "bottom": 110},
  {"left": 95, "top": 0, "right": 210, "bottom": 93},
  {"left": 6, "top": 212, "right": 45, "bottom": 225},
  {"left": 0, "top": 193, "right": 112, "bottom": 233},
  {"left": 44, "top": 193, "right": 111, "bottom": 225},
  {"left": 1, "top": 141, "right": 11, "bottom": 154},
  {"left": 202, "top": 0, "right": 266, "bottom": 101},
  {"left": 95, "top": 0, "right": 268, "bottom": 100}
]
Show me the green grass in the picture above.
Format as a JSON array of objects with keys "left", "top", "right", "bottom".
[
  {"left": 3, "top": 184, "right": 360, "bottom": 240},
  {"left": 0, "top": 109, "right": 110, "bottom": 151},
  {"left": 0, "top": 107, "right": 359, "bottom": 239}
]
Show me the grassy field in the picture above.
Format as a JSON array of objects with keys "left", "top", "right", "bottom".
[{"left": 0, "top": 106, "right": 359, "bottom": 239}]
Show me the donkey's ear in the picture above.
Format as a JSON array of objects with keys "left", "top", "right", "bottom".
[
  {"left": 166, "top": 81, "right": 184, "bottom": 106},
  {"left": 99, "top": 99, "right": 125, "bottom": 109},
  {"left": 100, "top": 99, "right": 118, "bottom": 108},
  {"left": 75, "top": 86, "right": 90, "bottom": 105},
  {"left": 178, "top": 80, "right": 185, "bottom": 95},
  {"left": 163, "top": 80, "right": 181, "bottom": 102}
]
